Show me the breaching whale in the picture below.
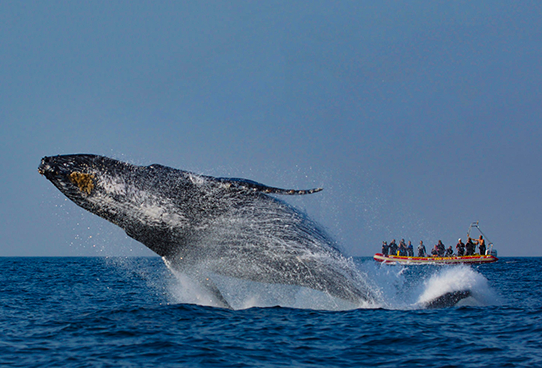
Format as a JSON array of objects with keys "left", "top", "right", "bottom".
[
  {"left": 38, "top": 154, "right": 472, "bottom": 309},
  {"left": 38, "top": 154, "right": 376, "bottom": 308}
]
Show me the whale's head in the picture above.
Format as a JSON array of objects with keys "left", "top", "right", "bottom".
[
  {"left": 38, "top": 154, "right": 141, "bottom": 218},
  {"left": 40, "top": 154, "right": 96, "bottom": 193},
  {"left": 38, "top": 154, "right": 198, "bottom": 257},
  {"left": 40, "top": 154, "right": 121, "bottom": 197}
]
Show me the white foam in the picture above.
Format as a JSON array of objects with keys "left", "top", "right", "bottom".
[
  {"left": 165, "top": 267, "right": 226, "bottom": 308},
  {"left": 163, "top": 259, "right": 367, "bottom": 311},
  {"left": 352, "top": 261, "right": 499, "bottom": 310},
  {"left": 416, "top": 265, "right": 499, "bottom": 307}
]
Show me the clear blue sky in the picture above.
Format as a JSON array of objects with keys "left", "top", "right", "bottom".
[{"left": 1, "top": 1, "right": 541, "bottom": 257}]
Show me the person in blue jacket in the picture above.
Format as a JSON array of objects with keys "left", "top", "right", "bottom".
[{"left": 407, "top": 241, "right": 414, "bottom": 257}]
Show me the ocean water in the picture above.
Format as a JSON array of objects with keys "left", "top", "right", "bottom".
[{"left": 0, "top": 256, "right": 540, "bottom": 367}]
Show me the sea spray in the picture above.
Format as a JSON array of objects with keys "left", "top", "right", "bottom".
[
  {"left": 96, "top": 256, "right": 499, "bottom": 311},
  {"left": 356, "top": 259, "right": 499, "bottom": 309},
  {"left": 416, "top": 265, "right": 499, "bottom": 307},
  {"left": 165, "top": 259, "right": 371, "bottom": 311},
  {"left": 164, "top": 257, "right": 501, "bottom": 311}
]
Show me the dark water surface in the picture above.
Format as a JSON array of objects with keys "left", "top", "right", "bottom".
[{"left": 1, "top": 257, "right": 540, "bottom": 367}]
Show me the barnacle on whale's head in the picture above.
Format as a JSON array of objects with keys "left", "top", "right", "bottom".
[{"left": 69, "top": 172, "right": 95, "bottom": 194}]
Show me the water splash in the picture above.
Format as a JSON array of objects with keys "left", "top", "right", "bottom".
[
  {"left": 164, "top": 261, "right": 372, "bottom": 311},
  {"left": 415, "top": 265, "right": 499, "bottom": 307},
  {"left": 361, "top": 260, "right": 499, "bottom": 309},
  {"left": 162, "top": 257, "right": 500, "bottom": 311}
]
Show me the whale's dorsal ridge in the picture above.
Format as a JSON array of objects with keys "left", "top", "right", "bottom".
[{"left": 215, "top": 177, "right": 323, "bottom": 195}]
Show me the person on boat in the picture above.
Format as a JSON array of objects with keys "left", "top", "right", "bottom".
[
  {"left": 407, "top": 241, "right": 414, "bottom": 257},
  {"left": 398, "top": 239, "right": 407, "bottom": 256},
  {"left": 417, "top": 241, "right": 427, "bottom": 257},
  {"left": 456, "top": 238, "right": 465, "bottom": 256},
  {"left": 465, "top": 237, "right": 475, "bottom": 256},
  {"left": 436, "top": 240, "right": 445, "bottom": 257},
  {"left": 389, "top": 240, "right": 398, "bottom": 256},
  {"left": 381, "top": 241, "right": 389, "bottom": 256},
  {"left": 475, "top": 235, "right": 486, "bottom": 255},
  {"left": 445, "top": 246, "right": 454, "bottom": 257},
  {"left": 399, "top": 243, "right": 407, "bottom": 256},
  {"left": 431, "top": 246, "right": 438, "bottom": 256}
]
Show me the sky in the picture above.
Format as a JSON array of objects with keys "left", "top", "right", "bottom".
[{"left": 1, "top": 1, "right": 541, "bottom": 257}]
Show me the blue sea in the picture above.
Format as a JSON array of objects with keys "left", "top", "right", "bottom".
[{"left": 1, "top": 256, "right": 540, "bottom": 367}]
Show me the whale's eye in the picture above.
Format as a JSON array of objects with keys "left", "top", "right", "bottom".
[{"left": 69, "top": 172, "right": 95, "bottom": 194}]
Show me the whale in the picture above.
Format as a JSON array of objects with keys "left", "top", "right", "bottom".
[{"left": 38, "top": 154, "right": 376, "bottom": 308}]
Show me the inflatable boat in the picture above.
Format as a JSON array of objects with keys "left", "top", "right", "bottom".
[
  {"left": 373, "top": 253, "right": 498, "bottom": 265},
  {"left": 375, "top": 222, "right": 499, "bottom": 265}
]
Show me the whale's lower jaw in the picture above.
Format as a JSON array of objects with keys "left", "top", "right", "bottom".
[{"left": 421, "top": 290, "right": 472, "bottom": 309}]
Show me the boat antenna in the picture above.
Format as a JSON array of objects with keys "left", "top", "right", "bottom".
[{"left": 467, "top": 221, "right": 493, "bottom": 247}]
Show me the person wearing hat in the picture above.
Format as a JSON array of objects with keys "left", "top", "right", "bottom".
[{"left": 456, "top": 238, "right": 465, "bottom": 256}]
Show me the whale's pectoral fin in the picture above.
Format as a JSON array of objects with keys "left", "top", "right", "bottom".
[
  {"left": 216, "top": 177, "right": 323, "bottom": 195},
  {"left": 422, "top": 290, "right": 472, "bottom": 309}
]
